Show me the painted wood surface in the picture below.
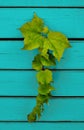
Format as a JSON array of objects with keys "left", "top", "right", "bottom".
[
  {"left": 0, "top": 123, "right": 84, "bottom": 130},
  {"left": 0, "top": 9, "right": 83, "bottom": 38},
  {"left": 0, "top": 0, "right": 84, "bottom": 129},
  {"left": 0, "top": 98, "right": 84, "bottom": 121},
  {"left": 0, "top": 41, "right": 84, "bottom": 69},
  {"left": 0, "top": 71, "right": 84, "bottom": 96},
  {"left": 0, "top": 0, "right": 84, "bottom": 6}
]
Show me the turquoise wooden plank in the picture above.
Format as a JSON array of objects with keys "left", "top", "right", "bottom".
[
  {"left": 0, "top": 41, "right": 84, "bottom": 69},
  {"left": 0, "top": 71, "right": 84, "bottom": 96},
  {"left": 0, "top": 9, "right": 83, "bottom": 38},
  {"left": 0, "top": 123, "right": 84, "bottom": 130},
  {"left": 0, "top": 0, "right": 84, "bottom": 6},
  {"left": 0, "top": 98, "right": 84, "bottom": 121}
]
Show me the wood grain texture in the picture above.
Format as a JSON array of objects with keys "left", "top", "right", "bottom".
[
  {"left": 0, "top": 123, "right": 84, "bottom": 130},
  {"left": 0, "top": 8, "right": 83, "bottom": 38},
  {"left": 0, "top": 98, "right": 84, "bottom": 121},
  {"left": 0, "top": 0, "right": 84, "bottom": 6},
  {"left": 0, "top": 71, "right": 84, "bottom": 96},
  {"left": 0, "top": 41, "right": 84, "bottom": 69}
]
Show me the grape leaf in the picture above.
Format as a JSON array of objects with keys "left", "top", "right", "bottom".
[
  {"left": 33, "top": 106, "right": 42, "bottom": 119},
  {"left": 36, "top": 94, "right": 50, "bottom": 104},
  {"left": 19, "top": 13, "right": 44, "bottom": 37},
  {"left": 37, "top": 69, "right": 53, "bottom": 84},
  {"left": 40, "top": 31, "right": 71, "bottom": 61},
  {"left": 28, "top": 112, "right": 36, "bottom": 122},
  {"left": 19, "top": 13, "right": 44, "bottom": 50},
  {"left": 38, "top": 84, "right": 55, "bottom": 95},
  {"left": 48, "top": 31, "right": 71, "bottom": 61},
  {"left": 40, "top": 53, "right": 56, "bottom": 66},
  {"left": 39, "top": 38, "right": 50, "bottom": 58},
  {"left": 32, "top": 53, "right": 56, "bottom": 70},
  {"left": 32, "top": 54, "right": 42, "bottom": 70},
  {"left": 22, "top": 33, "right": 43, "bottom": 50}
]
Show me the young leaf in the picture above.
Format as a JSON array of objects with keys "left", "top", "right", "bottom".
[
  {"left": 37, "top": 69, "right": 53, "bottom": 84},
  {"left": 39, "top": 31, "right": 71, "bottom": 61},
  {"left": 32, "top": 53, "right": 56, "bottom": 70},
  {"left": 39, "top": 38, "right": 50, "bottom": 58},
  {"left": 48, "top": 31, "right": 71, "bottom": 61},
  {"left": 22, "top": 33, "right": 43, "bottom": 50},
  {"left": 32, "top": 54, "right": 42, "bottom": 70},
  {"left": 19, "top": 13, "right": 44, "bottom": 50},
  {"left": 40, "top": 53, "right": 56, "bottom": 66},
  {"left": 28, "top": 112, "right": 36, "bottom": 122},
  {"left": 19, "top": 13, "right": 44, "bottom": 37},
  {"left": 36, "top": 94, "right": 50, "bottom": 104},
  {"left": 38, "top": 84, "right": 55, "bottom": 95}
]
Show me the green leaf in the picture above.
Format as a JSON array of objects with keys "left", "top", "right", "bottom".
[
  {"left": 39, "top": 31, "right": 71, "bottom": 61},
  {"left": 22, "top": 32, "right": 43, "bottom": 50},
  {"left": 40, "top": 53, "right": 56, "bottom": 66},
  {"left": 38, "top": 84, "right": 55, "bottom": 95},
  {"left": 33, "top": 106, "right": 42, "bottom": 119},
  {"left": 36, "top": 94, "right": 50, "bottom": 104},
  {"left": 31, "top": 13, "right": 44, "bottom": 33},
  {"left": 36, "top": 69, "right": 53, "bottom": 84},
  {"left": 19, "top": 13, "right": 44, "bottom": 37},
  {"left": 27, "top": 112, "right": 36, "bottom": 122},
  {"left": 39, "top": 38, "right": 50, "bottom": 58},
  {"left": 48, "top": 31, "right": 71, "bottom": 61},
  {"left": 19, "top": 13, "right": 44, "bottom": 50},
  {"left": 32, "top": 54, "right": 42, "bottom": 70},
  {"left": 32, "top": 53, "right": 56, "bottom": 70}
]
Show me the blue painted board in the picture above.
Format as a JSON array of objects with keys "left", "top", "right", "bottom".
[
  {"left": 0, "top": 41, "right": 84, "bottom": 69},
  {"left": 0, "top": 0, "right": 84, "bottom": 6},
  {"left": 0, "top": 98, "right": 84, "bottom": 121},
  {"left": 0, "top": 71, "right": 84, "bottom": 96},
  {"left": 0, "top": 123, "right": 84, "bottom": 130},
  {"left": 0, "top": 9, "right": 83, "bottom": 38}
]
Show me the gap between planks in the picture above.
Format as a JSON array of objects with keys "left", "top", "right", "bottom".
[
  {"left": 0, "top": 38, "right": 84, "bottom": 41},
  {"left": 0, "top": 6, "right": 84, "bottom": 9},
  {"left": 0, "top": 121, "right": 84, "bottom": 123},
  {"left": 0, "top": 96, "right": 84, "bottom": 98},
  {"left": 0, "top": 69, "right": 84, "bottom": 71}
]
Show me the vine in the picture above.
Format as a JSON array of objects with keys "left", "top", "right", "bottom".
[{"left": 19, "top": 13, "right": 71, "bottom": 122}]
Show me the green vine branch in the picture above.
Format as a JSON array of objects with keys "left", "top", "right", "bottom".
[{"left": 19, "top": 13, "right": 71, "bottom": 122}]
